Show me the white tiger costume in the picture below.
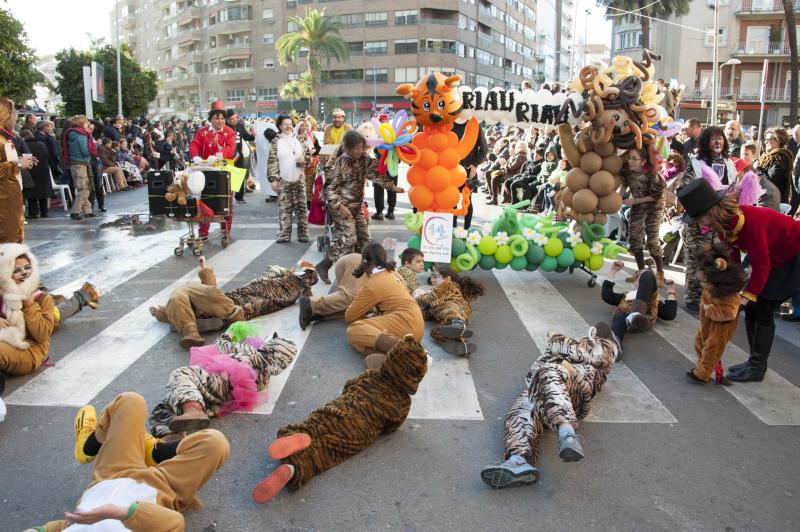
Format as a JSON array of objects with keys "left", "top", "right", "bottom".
[
  {"left": 149, "top": 332, "right": 297, "bottom": 437},
  {"left": 501, "top": 329, "right": 619, "bottom": 466}
]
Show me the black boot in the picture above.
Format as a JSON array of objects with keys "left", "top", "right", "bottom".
[
  {"left": 371, "top": 211, "right": 384, "bottom": 221},
  {"left": 385, "top": 207, "right": 395, "bottom": 220},
  {"left": 298, "top": 296, "right": 321, "bottom": 330},
  {"left": 727, "top": 324, "right": 774, "bottom": 382},
  {"left": 315, "top": 256, "right": 333, "bottom": 285},
  {"left": 728, "top": 319, "right": 757, "bottom": 375}
]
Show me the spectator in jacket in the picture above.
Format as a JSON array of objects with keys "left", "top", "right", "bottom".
[
  {"left": 724, "top": 120, "right": 745, "bottom": 157},
  {"left": 64, "top": 115, "right": 96, "bottom": 220},
  {"left": 98, "top": 138, "right": 129, "bottom": 190},
  {"left": 19, "top": 130, "right": 52, "bottom": 219},
  {"left": 19, "top": 114, "right": 37, "bottom": 137},
  {"left": 682, "top": 118, "right": 702, "bottom": 159},
  {"left": 102, "top": 116, "right": 124, "bottom": 142},
  {"left": 488, "top": 141, "right": 527, "bottom": 205},
  {"left": 451, "top": 120, "right": 488, "bottom": 229},
  {"left": 757, "top": 127, "right": 795, "bottom": 204},
  {"left": 226, "top": 109, "right": 256, "bottom": 203},
  {"left": 34, "top": 120, "right": 61, "bottom": 184}
]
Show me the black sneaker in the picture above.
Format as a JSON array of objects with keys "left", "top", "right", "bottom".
[
  {"left": 236, "top": 198, "right": 247, "bottom": 204},
  {"left": 685, "top": 302, "right": 700, "bottom": 315},
  {"left": 385, "top": 210, "right": 395, "bottom": 220},
  {"left": 70, "top": 213, "right": 83, "bottom": 220},
  {"left": 371, "top": 212, "right": 384, "bottom": 221}
]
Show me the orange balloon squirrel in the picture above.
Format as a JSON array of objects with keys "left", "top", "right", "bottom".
[{"left": 396, "top": 72, "right": 479, "bottom": 215}]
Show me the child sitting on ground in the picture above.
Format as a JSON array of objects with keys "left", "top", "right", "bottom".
[
  {"left": 397, "top": 248, "right": 425, "bottom": 296},
  {"left": 601, "top": 261, "right": 677, "bottom": 356},
  {"left": 686, "top": 244, "right": 746, "bottom": 385},
  {"left": 415, "top": 264, "right": 485, "bottom": 357},
  {"left": 148, "top": 324, "right": 298, "bottom": 437}
]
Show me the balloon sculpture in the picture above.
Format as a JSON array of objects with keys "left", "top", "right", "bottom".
[{"left": 396, "top": 72, "right": 479, "bottom": 215}]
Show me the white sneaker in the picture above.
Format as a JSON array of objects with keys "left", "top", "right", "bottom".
[{"left": 480, "top": 454, "right": 540, "bottom": 489}]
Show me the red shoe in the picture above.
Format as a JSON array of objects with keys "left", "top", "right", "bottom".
[
  {"left": 252, "top": 464, "right": 294, "bottom": 504},
  {"left": 268, "top": 433, "right": 311, "bottom": 460}
]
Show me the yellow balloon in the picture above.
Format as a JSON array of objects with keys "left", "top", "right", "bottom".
[{"left": 379, "top": 122, "right": 396, "bottom": 144}]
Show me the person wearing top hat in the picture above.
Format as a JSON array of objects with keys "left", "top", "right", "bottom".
[
  {"left": 323, "top": 109, "right": 351, "bottom": 146},
  {"left": 678, "top": 179, "right": 800, "bottom": 382},
  {"left": 189, "top": 101, "right": 237, "bottom": 241}
]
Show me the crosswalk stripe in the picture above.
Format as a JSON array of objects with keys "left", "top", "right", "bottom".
[
  {"left": 658, "top": 313, "right": 800, "bottom": 426},
  {"left": 493, "top": 268, "right": 678, "bottom": 424},
  {"left": 409, "top": 323, "right": 484, "bottom": 420},
  {"left": 48, "top": 230, "right": 185, "bottom": 298},
  {"left": 245, "top": 244, "right": 329, "bottom": 415},
  {"left": 6, "top": 240, "right": 274, "bottom": 407}
]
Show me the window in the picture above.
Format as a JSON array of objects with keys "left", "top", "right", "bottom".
[
  {"left": 226, "top": 89, "right": 245, "bottom": 102},
  {"left": 218, "top": 6, "right": 251, "bottom": 22},
  {"left": 263, "top": 33, "right": 274, "bottom": 44},
  {"left": 366, "top": 68, "right": 388, "bottom": 82},
  {"left": 476, "top": 49, "right": 493, "bottom": 65},
  {"left": 365, "top": 40, "right": 388, "bottom": 54},
  {"left": 263, "top": 58, "right": 275, "bottom": 69},
  {"left": 617, "top": 30, "right": 642, "bottom": 50},
  {"left": 421, "top": 39, "right": 456, "bottom": 54},
  {"left": 258, "top": 88, "right": 278, "bottom": 101},
  {"left": 262, "top": 8, "right": 274, "bottom": 20},
  {"left": 703, "top": 25, "right": 728, "bottom": 47},
  {"left": 206, "top": 90, "right": 217, "bottom": 103},
  {"left": 325, "top": 69, "right": 364, "bottom": 82},
  {"left": 395, "top": 10, "right": 418, "bottom": 25},
  {"left": 286, "top": 0, "right": 297, "bottom": 8},
  {"left": 395, "top": 67, "right": 420, "bottom": 82},
  {"left": 329, "top": 13, "right": 364, "bottom": 27},
  {"left": 395, "top": 39, "right": 418, "bottom": 54},
  {"left": 288, "top": 21, "right": 298, "bottom": 32},
  {"left": 365, "top": 12, "right": 388, "bottom": 26},
  {"left": 349, "top": 41, "right": 364, "bottom": 55}
]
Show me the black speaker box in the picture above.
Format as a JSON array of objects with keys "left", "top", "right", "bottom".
[
  {"left": 146, "top": 170, "right": 174, "bottom": 216},
  {"left": 199, "top": 170, "right": 231, "bottom": 216}
]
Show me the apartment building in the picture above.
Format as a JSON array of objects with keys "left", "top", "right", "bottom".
[
  {"left": 610, "top": 0, "right": 799, "bottom": 127},
  {"left": 111, "top": 0, "right": 561, "bottom": 121}
]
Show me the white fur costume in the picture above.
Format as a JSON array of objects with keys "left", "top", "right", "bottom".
[{"left": 0, "top": 243, "right": 40, "bottom": 349}]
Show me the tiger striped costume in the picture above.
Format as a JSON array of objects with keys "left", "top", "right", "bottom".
[
  {"left": 275, "top": 335, "right": 429, "bottom": 490},
  {"left": 226, "top": 264, "right": 318, "bottom": 320},
  {"left": 501, "top": 330, "right": 619, "bottom": 466},
  {"left": 417, "top": 280, "right": 471, "bottom": 345},
  {"left": 149, "top": 333, "right": 297, "bottom": 437}
]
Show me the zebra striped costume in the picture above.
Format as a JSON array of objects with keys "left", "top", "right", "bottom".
[
  {"left": 149, "top": 333, "right": 297, "bottom": 437},
  {"left": 502, "top": 330, "right": 619, "bottom": 465}
]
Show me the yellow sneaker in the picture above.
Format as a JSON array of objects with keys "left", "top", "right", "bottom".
[
  {"left": 144, "top": 433, "right": 161, "bottom": 467},
  {"left": 74, "top": 405, "right": 97, "bottom": 464}
]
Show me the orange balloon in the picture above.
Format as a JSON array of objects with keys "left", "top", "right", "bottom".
[
  {"left": 413, "top": 131, "right": 429, "bottom": 150},
  {"left": 451, "top": 164, "right": 467, "bottom": 187},
  {"left": 429, "top": 133, "right": 449, "bottom": 152},
  {"left": 407, "top": 164, "right": 426, "bottom": 186},
  {"left": 435, "top": 185, "right": 460, "bottom": 209},
  {"left": 438, "top": 147, "right": 460, "bottom": 169},
  {"left": 409, "top": 185, "right": 434, "bottom": 211},
  {"left": 426, "top": 165, "right": 451, "bottom": 192},
  {"left": 418, "top": 148, "right": 437, "bottom": 169},
  {"left": 451, "top": 186, "right": 472, "bottom": 216},
  {"left": 446, "top": 131, "right": 459, "bottom": 148}
]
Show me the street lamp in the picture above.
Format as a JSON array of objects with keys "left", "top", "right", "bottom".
[{"left": 719, "top": 58, "right": 741, "bottom": 120}]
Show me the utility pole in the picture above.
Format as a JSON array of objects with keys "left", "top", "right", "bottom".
[
  {"left": 115, "top": 0, "right": 123, "bottom": 116},
  {"left": 710, "top": 0, "right": 719, "bottom": 125}
]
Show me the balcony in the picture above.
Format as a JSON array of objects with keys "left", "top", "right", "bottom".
[
  {"left": 419, "top": 17, "right": 459, "bottom": 26},
  {"left": 731, "top": 41, "right": 791, "bottom": 56},
  {"left": 217, "top": 67, "right": 255, "bottom": 79},
  {"left": 735, "top": 0, "right": 800, "bottom": 14},
  {"left": 689, "top": 86, "right": 791, "bottom": 102}
]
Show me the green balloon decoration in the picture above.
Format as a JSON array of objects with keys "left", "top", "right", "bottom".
[
  {"left": 588, "top": 254, "right": 605, "bottom": 271},
  {"left": 451, "top": 238, "right": 467, "bottom": 257},
  {"left": 573, "top": 242, "right": 591, "bottom": 262},
  {"left": 555, "top": 264, "right": 568, "bottom": 273},
  {"left": 508, "top": 235, "right": 529, "bottom": 257},
  {"left": 540, "top": 255, "right": 558, "bottom": 272},
  {"left": 510, "top": 256, "right": 527, "bottom": 271},
  {"left": 408, "top": 234, "right": 421, "bottom": 250},
  {"left": 449, "top": 258, "right": 462, "bottom": 273},
  {"left": 543, "top": 237, "right": 564, "bottom": 257},
  {"left": 479, "top": 254, "right": 497, "bottom": 270},
  {"left": 478, "top": 235, "right": 497, "bottom": 256},
  {"left": 526, "top": 245, "right": 545, "bottom": 265},
  {"left": 495, "top": 245, "right": 513, "bottom": 264},
  {"left": 525, "top": 261, "right": 539, "bottom": 271},
  {"left": 495, "top": 261, "right": 508, "bottom": 269},
  {"left": 557, "top": 248, "right": 576, "bottom": 268},
  {"left": 557, "top": 230, "right": 570, "bottom": 247}
]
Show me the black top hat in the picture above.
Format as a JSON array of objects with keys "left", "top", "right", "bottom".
[{"left": 677, "top": 178, "right": 726, "bottom": 224}]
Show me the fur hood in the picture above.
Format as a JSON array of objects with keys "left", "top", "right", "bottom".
[{"left": 0, "top": 243, "right": 40, "bottom": 349}]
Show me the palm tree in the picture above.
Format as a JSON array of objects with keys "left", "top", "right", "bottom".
[
  {"left": 601, "top": 0, "right": 690, "bottom": 51},
  {"left": 276, "top": 7, "right": 350, "bottom": 117},
  {"left": 279, "top": 80, "right": 304, "bottom": 111},
  {"left": 782, "top": 0, "right": 797, "bottom": 125}
]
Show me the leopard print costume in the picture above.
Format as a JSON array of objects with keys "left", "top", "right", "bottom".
[
  {"left": 225, "top": 265, "right": 318, "bottom": 320},
  {"left": 149, "top": 333, "right": 297, "bottom": 437},
  {"left": 501, "top": 329, "right": 619, "bottom": 466},
  {"left": 276, "top": 336, "right": 429, "bottom": 490}
]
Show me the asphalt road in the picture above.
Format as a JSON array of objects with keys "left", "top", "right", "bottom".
[{"left": 1, "top": 181, "right": 798, "bottom": 532}]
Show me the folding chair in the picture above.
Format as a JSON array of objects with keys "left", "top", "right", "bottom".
[{"left": 50, "top": 169, "right": 72, "bottom": 211}]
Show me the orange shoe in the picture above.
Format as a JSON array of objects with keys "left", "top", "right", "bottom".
[
  {"left": 252, "top": 464, "right": 295, "bottom": 504},
  {"left": 268, "top": 433, "right": 312, "bottom": 460}
]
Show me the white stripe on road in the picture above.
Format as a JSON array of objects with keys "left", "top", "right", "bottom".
[
  {"left": 246, "top": 244, "right": 329, "bottom": 415},
  {"left": 6, "top": 240, "right": 273, "bottom": 407},
  {"left": 409, "top": 323, "right": 484, "bottom": 420},
  {"left": 493, "top": 268, "right": 678, "bottom": 424}
]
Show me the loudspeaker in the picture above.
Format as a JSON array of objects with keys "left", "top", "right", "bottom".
[
  {"left": 199, "top": 170, "right": 231, "bottom": 215},
  {"left": 146, "top": 170, "right": 174, "bottom": 215}
]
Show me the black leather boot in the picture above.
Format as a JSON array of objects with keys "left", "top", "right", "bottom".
[
  {"left": 728, "top": 319, "right": 757, "bottom": 375},
  {"left": 315, "top": 256, "right": 333, "bottom": 285},
  {"left": 727, "top": 324, "right": 774, "bottom": 382}
]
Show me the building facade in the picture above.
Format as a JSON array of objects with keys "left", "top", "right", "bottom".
[
  {"left": 611, "top": 0, "right": 800, "bottom": 127},
  {"left": 111, "top": 0, "right": 571, "bottom": 122}
]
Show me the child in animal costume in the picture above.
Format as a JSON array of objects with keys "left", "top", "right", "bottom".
[
  {"left": 26, "top": 392, "right": 229, "bottom": 531},
  {"left": 416, "top": 264, "right": 485, "bottom": 357},
  {"left": 601, "top": 261, "right": 677, "bottom": 354},
  {"left": 297, "top": 252, "right": 363, "bottom": 330},
  {"left": 397, "top": 248, "right": 425, "bottom": 296},
  {"left": 150, "top": 256, "right": 317, "bottom": 349},
  {"left": 148, "top": 325, "right": 298, "bottom": 438},
  {"left": 480, "top": 324, "right": 620, "bottom": 489},
  {"left": 0, "top": 243, "right": 100, "bottom": 379},
  {"left": 686, "top": 244, "right": 746, "bottom": 385},
  {"left": 344, "top": 242, "right": 424, "bottom": 369},
  {"left": 251, "top": 335, "right": 430, "bottom": 503}
]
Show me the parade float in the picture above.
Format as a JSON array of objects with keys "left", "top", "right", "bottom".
[{"left": 385, "top": 51, "right": 674, "bottom": 284}]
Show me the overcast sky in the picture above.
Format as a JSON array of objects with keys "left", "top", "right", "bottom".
[{"left": 6, "top": 0, "right": 612, "bottom": 58}]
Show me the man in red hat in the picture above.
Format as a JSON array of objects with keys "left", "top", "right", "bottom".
[{"left": 189, "top": 101, "right": 237, "bottom": 239}]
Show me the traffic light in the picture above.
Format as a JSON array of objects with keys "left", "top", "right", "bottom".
[{"left": 319, "top": 101, "right": 325, "bottom": 119}]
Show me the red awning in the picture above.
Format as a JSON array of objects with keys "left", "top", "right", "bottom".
[{"left": 219, "top": 54, "right": 250, "bottom": 62}]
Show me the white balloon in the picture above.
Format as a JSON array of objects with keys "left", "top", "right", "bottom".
[{"left": 187, "top": 171, "right": 206, "bottom": 195}]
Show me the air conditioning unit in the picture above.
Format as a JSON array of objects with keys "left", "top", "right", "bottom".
[
  {"left": 250, "top": 87, "right": 257, "bottom": 94},
  {"left": 265, "top": 18, "right": 274, "bottom": 24},
  {"left": 250, "top": 95, "right": 257, "bottom": 101}
]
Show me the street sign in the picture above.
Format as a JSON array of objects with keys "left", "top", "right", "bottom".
[{"left": 91, "top": 62, "right": 105, "bottom": 103}]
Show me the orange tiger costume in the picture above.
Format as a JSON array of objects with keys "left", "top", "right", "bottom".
[{"left": 252, "top": 336, "right": 429, "bottom": 502}]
